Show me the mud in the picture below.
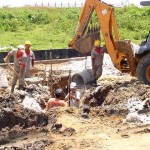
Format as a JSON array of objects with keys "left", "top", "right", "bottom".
[
  {"left": 1, "top": 56, "right": 150, "bottom": 149},
  {"left": 81, "top": 78, "right": 150, "bottom": 116},
  {"left": 0, "top": 126, "right": 53, "bottom": 149},
  {"left": 0, "top": 93, "right": 48, "bottom": 130},
  {"left": 0, "top": 90, "right": 50, "bottom": 148},
  {"left": 0, "top": 98, "right": 59, "bottom": 149}
]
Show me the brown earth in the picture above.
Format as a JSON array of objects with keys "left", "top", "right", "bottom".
[
  {"left": 0, "top": 61, "right": 150, "bottom": 149},
  {"left": 45, "top": 75, "right": 150, "bottom": 150},
  {"left": 46, "top": 108, "right": 150, "bottom": 150}
]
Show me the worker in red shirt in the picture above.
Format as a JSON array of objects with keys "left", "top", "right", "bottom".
[
  {"left": 4, "top": 45, "right": 27, "bottom": 93},
  {"left": 45, "top": 89, "right": 66, "bottom": 111},
  {"left": 91, "top": 40, "right": 105, "bottom": 85},
  {"left": 24, "top": 41, "right": 35, "bottom": 78}
]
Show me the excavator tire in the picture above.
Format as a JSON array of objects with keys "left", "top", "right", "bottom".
[{"left": 136, "top": 53, "right": 150, "bottom": 85}]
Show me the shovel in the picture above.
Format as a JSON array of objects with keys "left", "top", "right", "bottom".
[{"left": 7, "top": 63, "right": 28, "bottom": 86}]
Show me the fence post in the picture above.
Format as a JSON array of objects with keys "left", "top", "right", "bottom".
[
  {"left": 68, "top": 2, "right": 69, "bottom": 8},
  {"left": 68, "top": 70, "right": 71, "bottom": 107},
  {"left": 75, "top": 1, "right": 76, "bottom": 7},
  {"left": 45, "top": 51, "right": 47, "bottom": 60},
  {"left": 48, "top": 2, "right": 49, "bottom": 7},
  {"left": 50, "top": 52, "right": 53, "bottom": 92},
  {"left": 61, "top": 2, "right": 63, "bottom": 8},
  {"left": 55, "top": 2, "right": 56, "bottom": 8}
]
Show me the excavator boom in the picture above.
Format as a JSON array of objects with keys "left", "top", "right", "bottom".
[{"left": 69, "top": 0, "right": 137, "bottom": 76}]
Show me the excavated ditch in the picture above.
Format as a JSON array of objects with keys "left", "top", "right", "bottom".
[
  {"left": 0, "top": 68, "right": 73, "bottom": 149},
  {"left": 1, "top": 65, "right": 150, "bottom": 149}
]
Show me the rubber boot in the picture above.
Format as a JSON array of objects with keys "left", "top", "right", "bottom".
[
  {"left": 11, "top": 85, "right": 15, "bottom": 93},
  {"left": 92, "top": 79, "right": 97, "bottom": 86},
  {"left": 18, "top": 85, "right": 24, "bottom": 90}
]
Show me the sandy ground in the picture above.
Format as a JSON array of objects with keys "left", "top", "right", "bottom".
[{"left": 47, "top": 108, "right": 150, "bottom": 150}]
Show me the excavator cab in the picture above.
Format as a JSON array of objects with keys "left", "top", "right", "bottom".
[{"left": 136, "top": 31, "right": 150, "bottom": 55}]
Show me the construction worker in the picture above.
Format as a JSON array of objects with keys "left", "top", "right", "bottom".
[
  {"left": 45, "top": 88, "right": 65, "bottom": 111},
  {"left": 91, "top": 40, "right": 105, "bottom": 85},
  {"left": 65, "top": 82, "right": 81, "bottom": 108},
  {"left": 25, "top": 41, "right": 35, "bottom": 78},
  {"left": 4, "top": 45, "right": 27, "bottom": 93}
]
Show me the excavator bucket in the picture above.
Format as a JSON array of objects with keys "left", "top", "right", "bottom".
[
  {"left": 74, "top": 27, "right": 100, "bottom": 54},
  {"left": 115, "top": 40, "right": 137, "bottom": 76}
]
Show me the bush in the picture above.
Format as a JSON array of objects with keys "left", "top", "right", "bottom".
[{"left": 0, "top": 6, "right": 149, "bottom": 50}]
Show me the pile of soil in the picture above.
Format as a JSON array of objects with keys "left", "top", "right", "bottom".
[
  {"left": 0, "top": 92, "right": 51, "bottom": 148},
  {"left": 1, "top": 60, "right": 150, "bottom": 149},
  {"left": 0, "top": 92, "right": 49, "bottom": 129},
  {"left": 82, "top": 78, "right": 150, "bottom": 116}
]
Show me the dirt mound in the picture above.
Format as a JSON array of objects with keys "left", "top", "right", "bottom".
[
  {"left": 81, "top": 78, "right": 150, "bottom": 117},
  {"left": 0, "top": 97, "right": 59, "bottom": 148},
  {"left": 0, "top": 126, "right": 53, "bottom": 149},
  {"left": 0, "top": 93, "right": 48, "bottom": 131},
  {"left": 83, "top": 78, "right": 150, "bottom": 105},
  {"left": 104, "top": 79, "right": 150, "bottom": 105}
]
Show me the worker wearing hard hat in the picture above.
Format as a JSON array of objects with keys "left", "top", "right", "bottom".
[
  {"left": 65, "top": 82, "right": 81, "bottom": 108},
  {"left": 91, "top": 40, "right": 105, "bottom": 85},
  {"left": 4, "top": 45, "right": 27, "bottom": 93},
  {"left": 24, "top": 41, "right": 35, "bottom": 78}
]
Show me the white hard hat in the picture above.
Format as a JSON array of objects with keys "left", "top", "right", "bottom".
[
  {"left": 70, "top": 82, "right": 77, "bottom": 89},
  {"left": 18, "top": 45, "right": 25, "bottom": 50}
]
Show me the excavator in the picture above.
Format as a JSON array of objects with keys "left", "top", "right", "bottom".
[{"left": 69, "top": 0, "right": 150, "bottom": 84}]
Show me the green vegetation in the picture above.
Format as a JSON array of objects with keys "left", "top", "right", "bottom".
[
  {"left": 116, "top": 6, "right": 150, "bottom": 41},
  {"left": 0, "top": 6, "right": 149, "bottom": 51}
]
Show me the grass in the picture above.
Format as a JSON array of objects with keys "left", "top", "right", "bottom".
[{"left": 0, "top": 6, "right": 149, "bottom": 51}]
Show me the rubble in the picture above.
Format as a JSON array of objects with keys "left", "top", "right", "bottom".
[
  {"left": 126, "top": 97, "right": 150, "bottom": 124},
  {"left": 0, "top": 67, "right": 8, "bottom": 88},
  {"left": 0, "top": 55, "right": 150, "bottom": 149},
  {"left": 0, "top": 126, "right": 53, "bottom": 149},
  {"left": 22, "top": 84, "right": 50, "bottom": 113},
  {"left": 81, "top": 105, "right": 90, "bottom": 118}
]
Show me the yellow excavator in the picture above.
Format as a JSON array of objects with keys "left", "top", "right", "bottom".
[{"left": 69, "top": 0, "right": 150, "bottom": 84}]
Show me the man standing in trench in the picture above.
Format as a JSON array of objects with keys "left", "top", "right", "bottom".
[
  {"left": 24, "top": 41, "right": 35, "bottom": 78},
  {"left": 45, "top": 88, "right": 66, "bottom": 111},
  {"left": 65, "top": 82, "right": 81, "bottom": 108},
  {"left": 4, "top": 45, "right": 27, "bottom": 93},
  {"left": 91, "top": 40, "right": 105, "bottom": 85}
]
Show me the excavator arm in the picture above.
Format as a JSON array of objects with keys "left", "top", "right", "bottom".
[
  {"left": 69, "top": 1, "right": 94, "bottom": 48},
  {"left": 69, "top": 0, "right": 137, "bottom": 76}
]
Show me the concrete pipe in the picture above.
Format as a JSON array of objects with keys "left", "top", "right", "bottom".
[{"left": 72, "top": 69, "right": 93, "bottom": 88}]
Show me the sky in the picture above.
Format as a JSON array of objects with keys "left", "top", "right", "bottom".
[{"left": 0, "top": 0, "right": 146, "bottom": 7}]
